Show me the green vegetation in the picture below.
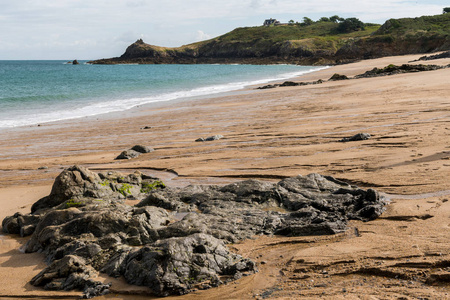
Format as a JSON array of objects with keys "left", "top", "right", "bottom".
[
  {"left": 140, "top": 180, "right": 166, "bottom": 193},
  {"left": 212, "top": 18, "right": 378, "bottom": 44},
  {"left": 337, "top": 18, "right": 365, "bottom": 33},
  {"left": 118, "top": 183, "right": 133, "bottom": 197},
  {"left": 444, "top": 7, "right": 450, "bottom": 14},
  {"left": 374, "top": 13, "right": 450, "bottom": 36},
  {"left": 100, "top": 180, "right": 110, "bottom": 187},
  {"left": 66, "top": 199, "right": 83, "bottom": 208}
]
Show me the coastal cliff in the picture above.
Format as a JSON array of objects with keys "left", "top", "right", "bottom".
[{"left": 90, "top": 13, "right": 450, "bottom": 65}]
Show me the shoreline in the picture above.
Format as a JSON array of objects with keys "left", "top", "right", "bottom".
[
  {"left": 0, "top": 63, "right": 324, "bottom": 131},
  {"left": 1, "top": 53, "right": 450, "bottom": 299}
]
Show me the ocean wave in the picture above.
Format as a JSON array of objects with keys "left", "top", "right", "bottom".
[{"left": 0, "top": 65, "right": 328, "bottom": 129}]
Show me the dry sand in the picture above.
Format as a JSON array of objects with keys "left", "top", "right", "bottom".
[{"left": 0, "top": 54, "right": 449, "bottom": 299}]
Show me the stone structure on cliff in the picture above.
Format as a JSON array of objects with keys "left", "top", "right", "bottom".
[
  {"left": 263, "top": 18, "right": 281, "bottom": 26},
  {"left": 2, "top": 166, "right": 388, "bottom": 298}
]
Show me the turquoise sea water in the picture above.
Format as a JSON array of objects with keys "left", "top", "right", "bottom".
[{"left": 0, "top": 61, "right": 325, "bottom": 129}]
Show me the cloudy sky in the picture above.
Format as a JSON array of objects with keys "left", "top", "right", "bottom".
[{"left": 0, "top": 0, "right": 447, "bottom": 60}]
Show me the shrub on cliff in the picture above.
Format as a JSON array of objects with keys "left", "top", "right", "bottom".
[{"left": 337, "top": 18, "right": 366, "bottom": 33}]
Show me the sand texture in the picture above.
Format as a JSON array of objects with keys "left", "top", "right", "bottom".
[{"left": 0, "top": 53, "right": 449, "bottom": 299}]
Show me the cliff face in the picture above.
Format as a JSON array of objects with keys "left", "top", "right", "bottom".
[{"left": 90, "top": 13, "right": 450, "bottom": 65}]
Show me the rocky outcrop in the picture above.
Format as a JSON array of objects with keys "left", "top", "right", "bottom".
[
  {"left": 257, "top": 79, "right": 324, "bottom": 89},
  {"left": 415, "top": 50, "right": 450, "bottom": 61},
  {"left": 329, "top": 73, "right": 349, "bottom": 81},
  {"left": 195, "top": 135, "right": 224, "bottom": 142},
  {"left": 340, "top": 133, "right": 371, "bottom": 142},
  {"left": 115, "top": 145, "right": 154, "bottom": 160},
  {"left": 2, "top": 167, "right": 388, "bottom": 298},
  {"left": 355, "top": 64, "right": 449, "bottom": 78},
  {"left": 5, "top": 165, "right": 162, "bottom": 216}
]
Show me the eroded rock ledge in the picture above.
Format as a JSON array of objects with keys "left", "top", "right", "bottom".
[{"left": 2, "top": 166, "right": 388, "bottom": 298}]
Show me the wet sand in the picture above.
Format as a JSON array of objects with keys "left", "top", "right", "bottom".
[{"left": 0, "top": 53, "right": 449, "bottom": 299}]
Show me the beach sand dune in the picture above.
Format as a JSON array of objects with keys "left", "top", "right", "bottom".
[{"left": 0, "top": 53, "right": 449, "bottom": 299}]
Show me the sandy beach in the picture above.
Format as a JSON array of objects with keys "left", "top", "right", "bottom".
[{"left": 1, "top": 53, "right": 449, "bottom": 299}]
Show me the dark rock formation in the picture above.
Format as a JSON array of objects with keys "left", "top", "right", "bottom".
[
  {"left": 339, "top": 133, "right": 371, "bottom": 142},
  {"left": 115, "top": 149, "right": 141, "bottom": 160},
  {"left": 2, "top": 167, "right": 388, "bottom": 298},
  {"left": 196, "top": 135, "right": 224, "bottom": 142},
  {"left": 72, "top": 60, "right": 80, "bottom": 65},
  {"left": 355, "top": 64, "right": 448, "bottom": 78},
  {"left": 13, "top": 165, "right": 162, "bottom": 215},
  {"left": 415, "top": 51, "right": 450, "bottom": 61},
  {"left": 131, "top": 145, "right": 154, "bottom": 154},
  {"left": 329, "top": 73, "right": 349, "bottom": 81},
  {"left": 116, "top": 145, "right": 154, "bottom": 159},
  {"left": 205, "top": 135, "right": 224, "bottom": 141},
  {"left": 257, "top": 84, "right": 279, "bottom": 89},
  {"left": 257, "top": 79, "right": 324, "bottom": 90}
]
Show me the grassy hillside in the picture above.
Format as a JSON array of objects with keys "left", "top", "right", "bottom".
[
  {"left": 336, "top": 13, "right": 450, "bottom": 60},
  {"left": 90, "top": 13, "right": 450, "bottom": 65}
]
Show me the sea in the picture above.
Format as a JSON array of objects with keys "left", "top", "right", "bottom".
[{"left": 0, "top": 60, "right": 326, "bottom": 129}]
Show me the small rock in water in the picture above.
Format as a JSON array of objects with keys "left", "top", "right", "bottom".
[{"left": 339, "top": 133, "right": 371, "bottom": 142}]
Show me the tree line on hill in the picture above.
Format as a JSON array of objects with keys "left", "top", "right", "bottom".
[
  {"left": 287, "top": 7, "right": 450, "bottom": 33},
  {"left": 285, "top": 15, "right": 368, "bottom": 33}
]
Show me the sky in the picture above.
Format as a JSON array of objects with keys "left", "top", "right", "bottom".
[{"left": 0, "top": 0, "right": 448, "bottom": 60}]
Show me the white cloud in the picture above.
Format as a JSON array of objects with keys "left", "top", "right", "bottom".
[{"left": 196, "top": 30, "right": 212, "bottom": 42}]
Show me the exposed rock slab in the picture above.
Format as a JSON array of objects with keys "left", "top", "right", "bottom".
[
  {"left": 196, "top": 135, "right": 224, "bottom": 142},
  {"left": 339, "top": 133, "right": 371, "bottom": 142},
  {"left": 2, "top": 166, "right": 388, "bottom": 298}
]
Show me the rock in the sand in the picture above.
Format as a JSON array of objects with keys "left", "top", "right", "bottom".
[
  {"left": 31, "top": 255, "right": 111, "bottom": 297},
  {"left": 257, "top": 84, "right": 279, "bottom": 89},
  {"left": 416, "top": 51, "right": 450, "bottom": 61},
  {"left": 115, "top": 149, "right": 141, "bottom": 160},
  {"left": 355, "top": 64, "right": 448, "bottom": 78},
  {"left": 121, "top": 233, "right": 255, "bottom": 296},
  {"left": 339, "top": 133, "right": 371, "bottom": 142},
  {"left": 329, "top": 73, "right": 349, "bottom": 81},
  {"left": 195, "top": 135, "right": 223, "bottom": 142},
  {"left": 205, "top": 134, "right": 224, "bottom": 141},
  {"left": 131, "top": 145, "right": 154, "bottom": 153},
  {"left": 2, "top": 166, "right": 388, "bottom": 298},
  {"left": 115, "top": 145, "right": 154, "bottom": 159},
  {"left": 23, "top": 165, "right": 164, "bottom": 214}
]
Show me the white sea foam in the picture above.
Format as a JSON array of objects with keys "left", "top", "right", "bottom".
[{"left": 0, "top": 65, "right": 328, "bottom": 129}]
